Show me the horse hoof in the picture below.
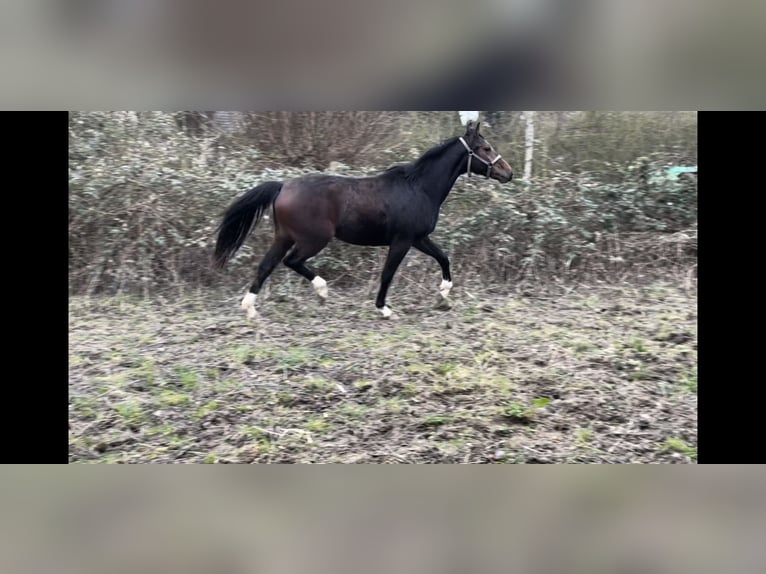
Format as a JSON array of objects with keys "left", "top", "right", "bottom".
[
  {"left": 439, "top": 280, "right": 453, "bottom": 298},
  {"left": 241, "top": 292, "right": 257, "bottom": 319},
  {"left": 312, "top": 276, "right": 329, "bottom": 299},
  {"left": 379, "top": 306, "right": 393, "bottom": 319},
  {"left": 241, "top": 292, "right": 257, "bottom": 310}
]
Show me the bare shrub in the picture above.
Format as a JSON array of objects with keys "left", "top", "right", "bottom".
[{"left": 241, "top": 112, "right": 416, "bottom": 169}]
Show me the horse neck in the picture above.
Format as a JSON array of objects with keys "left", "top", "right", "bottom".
[{"left": 412, "top": 140, "right": 466, "bottom": 206}]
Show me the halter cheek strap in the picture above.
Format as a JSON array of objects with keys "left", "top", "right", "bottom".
[{"left": 459, "top": 137, "right": 503, "bottom": 178}]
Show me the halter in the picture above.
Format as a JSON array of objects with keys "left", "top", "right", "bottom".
[{"left": 459, "top": 136, "right": 503, "bottom": 178}]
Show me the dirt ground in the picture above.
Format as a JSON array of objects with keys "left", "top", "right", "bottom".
[{"left": 69, "top": 279, "right": 697, "bottom": 463}]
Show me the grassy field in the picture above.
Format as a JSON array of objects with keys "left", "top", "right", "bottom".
[{"left": 69, "top": 280, "right": 697, "bottom": 463}]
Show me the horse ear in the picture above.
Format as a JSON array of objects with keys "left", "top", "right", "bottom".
[{"left": 464, "top": 120, "right": 480, "bottom": 143}]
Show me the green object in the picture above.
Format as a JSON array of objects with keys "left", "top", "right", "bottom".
[{"left": 667, "top": 166, "right": 697, "bottom": 178}]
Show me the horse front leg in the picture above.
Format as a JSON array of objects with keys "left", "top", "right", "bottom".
[
  {"left": 413, "top": 236, "right": 452, "bottom": 299},
  {"left": 375, "top": 239, "right": 412, "bottom": 319}
]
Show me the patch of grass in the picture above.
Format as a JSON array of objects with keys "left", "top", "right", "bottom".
[
  {"left": 229, "top": 345, "right": 276, "bottom": 364},
  {"left": 658, "top": 312, "right": 682, "bottom": 323},
  {"left": 502, "top": 401, "right": 527, "bottom": 419},
  {"left": 158, "top": 390, "right": 190, "bottom": 407},
  {"left": 195, "top": 400, "right": 219, "bottom": 419},
  {"left": 357, "top": 332, "right": 381, "bottom": 346},
  {"left": 164, "top": 435, "right": 193, "bottom": 452},
  {"left": 647, "top": 285, "right": 669, "bottom": 297},
  {"left": 661, "top": 437, "right": 697, "bottom": 459},
  {"left": 139, "top": 358, "right": 158, "bottom": 385},
  {"left": 96, "top": 372, "right": 131, "bottom": 388},
  {"left": 114, "top": 400, "right": 144, "bottom": 426},
  {"left": 680, "top": 371, "right": 697, "bottom": 393},
  {"left": 432, "top": 379, "right": 476, "bottom": 396},
  {"left": 654, "top": 327, "right": 673, "bottom": 342},
  {"left": 630, "top": 364, "right": 652, "bottom": 381},
  {"left": 278, "top": 347, "right": 315, "bottom": 372},
  {"left": 575, "top": 427, "right": 593, "bottom": 444},
  {"left": 212, "top": 378, "right": 239, "bottom": 394},
  {"left": 240, "top": 426, "right": 275, "bottom": 453},
  {"left": 393, "top": 327, "right": 418, "bottom": 339},
  {"left": 204, "top": 454, "right": 218, "bottom": 464},
  {"left": 406, "top": 363, "right": 435, "bottom": 375},
  {"left": 276, "top": 391, "right": 297, "bottom": 406},
  {"left": 572, "top": 340, "right": 595, "bottom": 353},
  {"left": 478, "top": 374, "right": 514, "bottom": 392},
  {"left": 337, "top": 403, "right": 369, "bottom": 420},
  {"left": 381, "top": 397, "right": 404, "bottom": 414},
  {"left": 305, "top": 417, "right": 332, "bottom": 433},
  {"left": 304, "top": 377, "right": 331, "bottom": 393},
  {"left": 583, "top": 295, "right": 600, "bottom": 309},
  {"left": 442, "top": 364, "right": 474, "bottom": 382},
  {"left": 137, "top": 333, "right": 155, "bottom": 345},
  {"left": 435, "top": 362, "right": 458, "bottom": 376},
  {"left": 353, "top": 380, "right": 374, "bottom": 391},
  {"left": 230, "top": 346, "right": 254, "bottom": 363},
  {"left": 501, "top": 397, "right": 551, "bottom": 423},
  {"left": 146, "top": 424, "right": 178, "bottom": 437},
  {"left": 401, "top": 349, "right": 421, "bottom": 361},
  {"left": 173, "top": 366, "right": 199, "bottom": 391},
  {"left": 70, "top": 396, "right": 98, "bottom": 418},
  {"left": 631, "top": 338, "right": 648, "bottom": 353},
  {"left": 402, "top": 383, "right": 418, "bottom": 397},
  {"left": 531, "top": 397, "right": 552, "bottom": 409},
  {"left": 448, "top": 437, "right": 467, "bottom": 449},
  {"left": 473, "top": 351, "right": 501, "bottom": 367},
  {"left": 243, "top": 426, "right": 268, "bottom": 441},
  {"left": 69, "top": 355, "right": 87, "bottom": 367},
  {"left": 421, "top": 415, "right": 451, "bottom": 428}
]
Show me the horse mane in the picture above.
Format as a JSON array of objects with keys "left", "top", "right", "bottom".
[{"left": 381, "top": 136, "right": 459, "bottom": 183}]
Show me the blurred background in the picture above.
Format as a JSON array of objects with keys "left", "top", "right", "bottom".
[
  {"left": 68, "top": 111, "right": 697, "bottom": 298},
  {"left": 3, "top": 0, "right": 765, "bottom": 107},
  {"left": 3, "top": 468, "right": 765, "bottom": 574}
]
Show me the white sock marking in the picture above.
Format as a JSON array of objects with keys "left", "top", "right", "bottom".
[
  {"left": 379, "top": 306, "right": 393, "bottom": 319},
  {"left": 312, "top": 276, "right": 328, "bottom": 299},
  {"left": 439, "top": 279, "right": 453, "bottom": 298},
  {"left": 240, "top": 292, "right": 257, "bottom": 317}
]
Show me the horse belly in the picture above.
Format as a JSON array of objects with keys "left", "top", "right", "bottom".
[{"left": 335, "top": 218, "right": 390, "bottom": 246}]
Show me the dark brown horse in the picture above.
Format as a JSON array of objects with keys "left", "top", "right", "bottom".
[{"left": 213, "top": 121, "right": 513, "bottom": 319}]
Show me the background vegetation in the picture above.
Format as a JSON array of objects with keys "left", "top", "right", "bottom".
[{"left": 69, "top": 111, "right": 697, "bottom": 296}]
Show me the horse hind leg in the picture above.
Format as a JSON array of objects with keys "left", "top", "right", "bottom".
[
  {"left": 283, "top": 239, "right": 331, "bottom": 300},
  {"left": 241, "top": 237, "right": 294, "bottom": 319},
  {"left": 375, "top": 239, "right": 412, "bottom": 319}
]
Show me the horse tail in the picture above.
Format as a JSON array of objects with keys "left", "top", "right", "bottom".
[{"left": 212, "top": 181, "right": 284, "bottom": 269}]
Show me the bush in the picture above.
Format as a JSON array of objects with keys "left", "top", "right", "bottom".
[
  {"left": 437, "top": 155, "right": 696, "bottom": 283},
  {"left": 240, "top": 112, "right": 416, "bottom": 170},
  {"left": 69, "top": 112, "right": 301, "bottom": 294}
]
